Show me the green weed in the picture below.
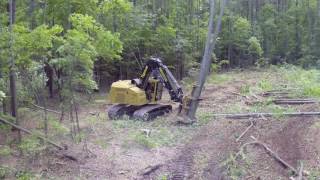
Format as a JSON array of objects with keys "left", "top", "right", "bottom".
[
  {"left": 157, "top": 174, "right": 168, "bottom": 180},
  {"left": 208, "top": 73, "right": 233, "bottom": 85},
  {"left": 240, "top": 84, "right": 251, "bottom": 95},
  {"left": 94, "top": 139, "right": 109, "bottom": 149},
  {"left": 48, "top": 118, "right": 69, "bottom": 134},
  {"left": 18, "top": 135, "right": 44, "bottom": 156},
  {"left": 197, "top": 111, "right": 213, "bottom": 125},
  {"left": 312, "top": 121, "right": 320, "bottom": 129},
  {"left": 280, "top": 66, "right": 320, "bottom": 98},
  {"left": 309, "top": 169, "right": 320, "bottom": 180},
  {"left": 0, "top": 166, "right": 12, "bottom": 179},
  {"left": 0, "top": 114, "right": 15, "bottom": 131},
  {"left": 15, "top": 171, "right": 35, "bottom": 180},
  {"left": 132, "top": 133, "right": 157, "bottom": 149},
  {"left": 221, "top": 153, "right": 247, "bottom": 180},
  {"left": 258, "top": 79, "right": 273, "bottom": 91},
  {"left": 0, "top": 145, "right": 11, "bottom": 156}
]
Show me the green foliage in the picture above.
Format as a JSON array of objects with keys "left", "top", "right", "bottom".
[
  {"left": 281, "top": 66, "right": 320, "bottom": 98},
  {"left": 0, "top": 166, "right": 12, "bottom": 179},
  {"left": 248, "top": 37, "right": 263, "bottom": 57},
  {"left": 132, "top": 133, "right": 157, "bottom": 149},
  {"left": 15, "top": 171, "right": 35, "bottom": 180},
  {"left": 49, "top": 119, "right": 69, "bottom": 135},
  {"left": 0, "top": 90, "right": 5, "bottom": 102},
  {"left": 309, "top": 169, "right": 320, "bottom": 180},
  {"left": 207, "top": 73, "right": 233, "bottom": 85},
  {"left": 18, "top": 135, "right": 44, "bottom": 156},
  {"left": 0, "top": 145, "right": 11, "bottom": 156},
  {"left": 221, "top": 153, "right": 247, "bottom": 180},
  {"left": 258, "top": 80, "right": 273, "bottom": 91},
  {"left": 233, "top": 17, "right": 251, "bottom": 48},
  {"left": 240, "top": 84, "right": 251, "bottom": 95}
]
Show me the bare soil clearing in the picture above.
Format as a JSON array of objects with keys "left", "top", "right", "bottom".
[{"left": 1, "top": 69, "right": 320, "bottom": 179}]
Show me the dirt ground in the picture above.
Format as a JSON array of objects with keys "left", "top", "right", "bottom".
[{"left": 1, "top": 69, "right": 320, "bottom": 179}]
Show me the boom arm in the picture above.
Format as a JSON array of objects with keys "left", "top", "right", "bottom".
[{"left": 134, "top": 58, "right": 183, "bottom": 103}]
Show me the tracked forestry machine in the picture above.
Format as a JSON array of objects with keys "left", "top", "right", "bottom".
[{"left": 107, "top": 57, "right": 187, "bottom": 121}]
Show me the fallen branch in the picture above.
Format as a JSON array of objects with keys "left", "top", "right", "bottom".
[
  {"left": 141, "top": 164, "right": 163, "bottom": 176},
  {"left": 227, "top": 91, "right": 248, "bottom": 99},
  {"left": 31, "top": 103, "right": 62, "bottom": 115},
  {"left": 212, "top": 112, "right": 320, "bottom": 119},
  {"left": 273, "top": 99, "right": 318, "bottom": 105},
  {"left": 297, "top": 162, "right": 303, "bottom": 180},
  {"left": 250, "top": 136, "right": 298, "bottom": 175},
  {"left": 0, "top": 117, "right": 65, "bottom": 150},
  {"left": 262, "top": 91, "right": 289, "bottom": 97},
  {"left": 236, "top": 121, "right": 254, "bottom": 142}
]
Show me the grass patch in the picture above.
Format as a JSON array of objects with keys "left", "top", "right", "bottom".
[
  {"left": 0, "top": 113, "right": 15, "bottom": 131},
  {"left": 112, "top": 118, "right": 195, "bottom": 149},
  {"left": 207, "top": 73, "right": 234, "bottom": 85},
  {"left": 15, "top": 170, "right": 36, "bottom": 180},
  {"left": 309, "top": 169, "right": 320, "bottom": 180},
  {"left": 221, "top": 153, "right": 248, "bottom": 180},
  {"left": 132, "top": 133, "right": 157, "bottom": 149},
  {"left": 157, "top": 174, "right": 168, "bottom": 180},
  {"left": 48, "top": 118, "right": 69, "bottom": 134},
  {"left": 127, "top": 127, "right": 180, "bottom": 149},
  {"left": 0, "top": 145, "right": 11, "bottom": 156},
  {"left": 93, "top": 139, "right": 109, "bottom": 149},
  {"left": 0, "top": 166, "right": 12, "bottom": 179},
  {"left": 240, "top": 84, "right": 251, "bottom": 95},
  {"left": 311, "top": 121, "right": 320, "bottom": 129},
  {"left": 18, "top": 135, "right": 45, "bottom": 156},
  {"left": 279, "top": 65, "right": 320, "bottom": 98},
  {"left": 196, "top": 110, "right": 214, "bottom": 125},
  {"left": 258, "top": 79, "right": 273, "bottom": 91}
]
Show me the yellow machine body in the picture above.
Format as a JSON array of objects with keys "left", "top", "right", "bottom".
[
  {"left": 108, "top": 79, "right": 163, "bottom": 106},
  {"left": 109, "top": 80, "right": 148, "bottom": 105}
]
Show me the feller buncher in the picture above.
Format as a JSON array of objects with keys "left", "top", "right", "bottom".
[{"left": 107, "top": 57, "right": 187, "bottom": 121}]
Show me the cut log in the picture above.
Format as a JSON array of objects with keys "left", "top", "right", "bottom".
[
  {"left": 262, "top": 92, "right": 289, "bottom": 96},
  {"left": 141, "top": 164, "right": 163, "bottom": 176},
  {"left": 273, "top": 99, "right": 318, "bottom": 105},
  {"left": 212, "top": 112, "right": 320, "bottom": 119},
  {"left": 31, "top": 103, "right": 62, "bottom": 115},
  {"left": 0, "top": 117, "right": 65, "bottom": 150}
]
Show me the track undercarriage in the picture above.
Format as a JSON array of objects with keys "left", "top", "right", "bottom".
[{"left": 108, "top": 104, "right": 172, "bottom": 121}]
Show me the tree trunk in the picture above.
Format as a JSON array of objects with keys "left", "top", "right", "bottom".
[
  {"left": 9, "top": 0, "right": 20, "bottom": 141},
  {"left": 44, "top": 63, "right": 54, "bottom": 98},
  {"left": 29, "top": 0, "right": 36, "bottom": 29},
  {"left": 187, "top": 0, "right": 227, "bottom": 121},
  {"left": 318, "top": 0, "right": 320, "bottom": 17}
]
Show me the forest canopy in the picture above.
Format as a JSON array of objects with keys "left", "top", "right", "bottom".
[{"left": 0, "top": 0, "right": 320, "bottom": 97}]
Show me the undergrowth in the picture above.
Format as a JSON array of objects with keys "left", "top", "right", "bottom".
[{"left": 280, "top": 65, "right": 320, "bottom": 98}]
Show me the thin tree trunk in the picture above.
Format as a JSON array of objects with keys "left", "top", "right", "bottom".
[
  {"left": 42, "top": 62, "right": 48, "bottom": 138},
  {"left": 29, "top": 0, "right": 36, "bottom": 29},
  {"left": 9, "top": 0, "right": 20, "bottom": 142},
  {"left": 2, "top": 98, "right": 7, "bottom": 115},
  {"left": 187, "top": 0, "right": 227, "bottom": 121},
  {"left": 74, "top": 102, "right": 80, "bottom": 136},
  {"left": 318, "top": 0, "right": 320, "bottom": 17}
]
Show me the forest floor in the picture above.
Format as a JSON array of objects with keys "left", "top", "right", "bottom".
[{"left": 1, "top": 66, "right": 320, "bottom": 180}]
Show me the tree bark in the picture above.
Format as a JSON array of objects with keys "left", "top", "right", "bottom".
[
  {"left": 29, "top": 0, "right": 36, "bottom": 29},
  {"left": 187, "top": 0, "right": 227, "bottom": 121},
  {"left": 8, "top": 0, "right": 20, "bottom": 141},
  {"left": 318, "top": 0, "right": 320, "bottom": 17}
]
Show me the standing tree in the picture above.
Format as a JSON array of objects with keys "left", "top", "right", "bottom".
[
  {"left": 8, "top": 0, "right": 20, "bottom": 141},
  {"left": 186, "top": 0, "right": 227, "bottom": 122}
]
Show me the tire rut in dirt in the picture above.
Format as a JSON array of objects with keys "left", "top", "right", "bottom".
[{"left": 169, "top": 148, "right": 195, "bottom": 180}]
